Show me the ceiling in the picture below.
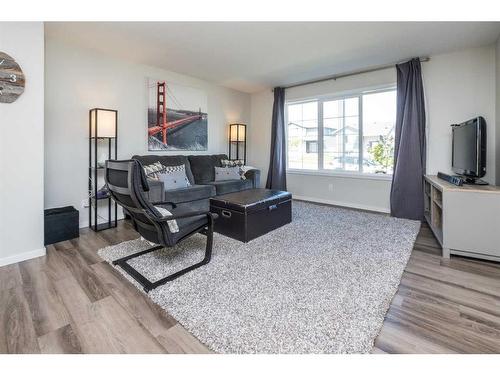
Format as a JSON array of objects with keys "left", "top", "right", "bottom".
[{"left": 45, "top": 22, "right": 500, "bottom": 93}]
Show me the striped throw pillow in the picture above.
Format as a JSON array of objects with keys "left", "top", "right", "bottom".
[{"left": 143, "top": 162, "right": 166, "bottom": 180}]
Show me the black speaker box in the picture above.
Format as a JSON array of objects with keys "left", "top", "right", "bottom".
[{"left": 44, "top": 206, "right": 80, "bottom": 245}]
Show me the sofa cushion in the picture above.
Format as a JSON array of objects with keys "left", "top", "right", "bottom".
[
  {"left": 164, "top": 184, "right": 216, "bottom": 204},
  {"left": 207, "top": 179, "right": 253, "bottom": 195},
  {"left": 133, "top": 155, "right": 195, "bottom": 185},
  {"left": 188, "top": 154, "right": 227, "bottom": 184}
]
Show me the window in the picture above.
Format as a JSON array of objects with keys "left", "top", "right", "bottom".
[
  {"left": 362, "top": 90, "right": 397, "bottom": 174},
  {"left": 287, "top": 101, "right": 318, "bottom": 169},
  {"left": 286, "top": 87, "right": 396, "bottom": 175}
]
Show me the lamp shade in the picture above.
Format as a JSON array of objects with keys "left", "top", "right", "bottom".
[
  {"left": 90, "top": 108, "right": 117, "bottom": 138},
  {"left": 229, "top": 123, "right": 246, "bottom": 142}
]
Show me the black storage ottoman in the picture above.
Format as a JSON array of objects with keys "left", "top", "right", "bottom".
[{"left": 210, "top": 189, "right": 292, "bottom": 243}]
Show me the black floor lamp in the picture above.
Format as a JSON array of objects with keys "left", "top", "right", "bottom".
[
  {"left": 228, "top": 123, "right": 246, "bottom": 164},
  {"left": 89, "top": 108, "right": 118, "bottom": 232}
]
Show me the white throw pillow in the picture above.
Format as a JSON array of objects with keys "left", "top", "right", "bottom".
[
  {"left": 154, "top": 206, "right": 179, "bottom": 233},
  {"left": 158, "top": 165, "right": 191, "bottom": 190},
  {"left": 163, "top": 165, "right": 191, "bottom": 186}
]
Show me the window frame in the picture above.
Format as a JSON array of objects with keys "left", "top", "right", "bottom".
[{"left": 285, "top": 84, "right": 396, "bottom": 180}]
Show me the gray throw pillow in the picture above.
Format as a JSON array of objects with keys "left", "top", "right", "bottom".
[
  {"left": 214, "top": 166, "right": 241, "bottom": 181},
  {"left": 159, "top": 169, "right": 190, "bottom": 190}
]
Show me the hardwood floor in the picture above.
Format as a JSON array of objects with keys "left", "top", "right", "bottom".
[{"left": 0, "top": 219, "right": 499, "bottom": 353}]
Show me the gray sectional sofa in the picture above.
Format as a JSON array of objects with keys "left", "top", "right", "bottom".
[{"left": 132, "top": 154, "right": 260, "bottom": 211}]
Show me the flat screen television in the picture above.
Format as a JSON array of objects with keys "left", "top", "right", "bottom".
[{"left": 451, "top": 116, "right": 486, "bottom": 184}]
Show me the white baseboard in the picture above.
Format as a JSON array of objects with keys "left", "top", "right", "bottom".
[
  {"left": 293, "top": 195, "right": 390, "bottom": 214},
  {"left": 0, "top": 247, "right": 46, "bottom": 267}
]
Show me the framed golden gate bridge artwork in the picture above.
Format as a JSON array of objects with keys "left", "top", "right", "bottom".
[{"left": 147, "top": 79, "right": 208, "bottom": 151}]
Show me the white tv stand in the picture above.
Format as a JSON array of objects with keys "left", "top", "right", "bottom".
[{"left": 424, "top": 175, "right": 500, "bottom": 261}]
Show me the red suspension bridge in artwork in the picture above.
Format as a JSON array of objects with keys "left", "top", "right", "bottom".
[{"left": 148, "top": 82, "right": 202, "bottom": 145}]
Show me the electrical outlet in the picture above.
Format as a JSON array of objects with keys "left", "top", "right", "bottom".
[
  {"left": 328, "top": 183, "right": 334, "bottom": 192},
  {"left": 82, "top": 199, "right": 90, "bottom": 208}
]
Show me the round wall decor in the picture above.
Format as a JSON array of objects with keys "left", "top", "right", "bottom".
[{"left": 0, "top": 52, "right": 25, "bottom": 103}]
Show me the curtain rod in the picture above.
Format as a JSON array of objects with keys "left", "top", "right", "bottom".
[{"left": 276, "top": 57, "right": 430, "bottom": 91}]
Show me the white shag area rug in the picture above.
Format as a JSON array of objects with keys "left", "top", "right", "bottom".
[{"left": 98, "top": 201, "right": 420, "bottom": 353}]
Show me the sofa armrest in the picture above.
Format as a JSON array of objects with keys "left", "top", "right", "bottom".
[
  {"left": 244, "top": 169, "right": 261, "bottom": 188},
  {"left": 145, "top": 179, "right": 164, "bottom": 202}
]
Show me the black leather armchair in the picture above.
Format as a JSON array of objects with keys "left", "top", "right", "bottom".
[{"left": 105, "top": 159, "right": 218, "bottom": 292}]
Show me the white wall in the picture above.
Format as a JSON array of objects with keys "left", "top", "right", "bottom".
[
  {"left": 0, "top": 22, "right": 45, "bottom": 266},
  {"left": 249, "top": 45, "right": 497, "bottom": 212},
  {"left": 496, "top": 37, "right": 500, "bottom": 186},
  {"left": 423, "top": 46, "right": 496, "bottom": 185},
  {"left": 45, "top": 38, "right": 251, "bottom": 227}
]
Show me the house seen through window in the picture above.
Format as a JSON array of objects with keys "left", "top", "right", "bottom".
[{"left": 286, "top": 88, "right": 396, "bottom": 174}]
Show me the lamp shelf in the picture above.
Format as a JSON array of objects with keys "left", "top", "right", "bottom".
[{"left": 89, "top": 108, "right": 118, "bottom": 232}]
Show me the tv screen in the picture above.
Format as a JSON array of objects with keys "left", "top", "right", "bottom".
[{"left": 452, "top": 117, "right": 486, "bottom": 179}]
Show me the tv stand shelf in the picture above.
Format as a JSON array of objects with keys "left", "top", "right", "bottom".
[{"left": 424, "top": 175, "right": 500, "bottom": 261}]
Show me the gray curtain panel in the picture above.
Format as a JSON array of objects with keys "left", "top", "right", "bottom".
[
  {"left": 390, "top": 58, "right": 426, "bottom": 220},
  {"left": 266, "top": 87, "right": 287, "bottom": 190}
]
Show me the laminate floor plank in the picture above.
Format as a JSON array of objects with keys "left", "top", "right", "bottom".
[
  {"left": 96, "top": 223, "right": 139, "bottom": 246},
  {"left": 397, "top": 286, "right": 500, "bottom": 334},
  {"left": 38, "top": 324, "right": 83, "bottom": 354},
  {"left": 18, "top": 260, "right": 71, "bottom": 337},
  {"left": 43, "top": 246, "right": 73, "bottom": 281},
  {"left": 391, "top": 286, "right": 461, "bottom": 318},
  {"left": 399, "top": 272, "right": 500, "bottom": 318},
  {"left": 411, "top": 250, "right": 500, "bottom": 280},
  {"left": 404, "top": 262, "right": 500, "bottom": 297},
  {"left": 458, "top": 305, "right": 500, "bottom": 331},
  {"left": 392, "top": 287, "right": 500, "bottom": 344},
  {"left": 91, "top": 261, "right": 177, "bottom": 337},
  {"left": 69, "top": 235, "right": 109, "bottom": 266},
  {"left": 52, "top": 240, "right": 75, "bottom": 252},
  {"left": 0, "top": 286, "right": 40, "bottom": 353},
  {"left": 156, "top": 324, "right": 212, "bottom": 354},
  {"left": 374, "top": 320, "right": 457, "bottom": 354},
  {"left": 73, "top": 296, "right": 166, "bottom": 354},
  {"left": 0, "top": 264, "right": 22, "bottom": 291},
  {"left": 55, "top": 247, "right": 109, "bottom": 303},
  {"left": 386, "top": 305, "right": 500, "bottom": 353},
  {"left": 53, "top": 275, "right": 96, "bottom": 324},
  {"left": 371, "top": 346, "right": 388, "bottom": 354},
  {"left": 441, "top": 257, "right": 500, "bottom": 280}
]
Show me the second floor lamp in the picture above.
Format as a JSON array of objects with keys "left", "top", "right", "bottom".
[{"left": 228, "top": 123, "right": 246, "bottom": 164}]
